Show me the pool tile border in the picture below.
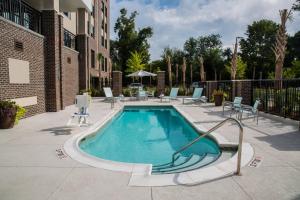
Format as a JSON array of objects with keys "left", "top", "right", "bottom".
[{"left": 64, "top": 103, "right": 254, "bottom": 186}]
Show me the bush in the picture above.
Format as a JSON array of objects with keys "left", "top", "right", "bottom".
[{"left": 0, "top": 100, "right": 26, "bottom": 125}]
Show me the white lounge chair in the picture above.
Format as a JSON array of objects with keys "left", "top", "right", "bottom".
[
  {"left": 161, "top": 88, "right": 179, "bottom": 102},
  {"left": 182, "top": 88, "right": 207, "bottom": 104},
  {"left": 103, "top": 87, "right": 120, "bottom": 102},
  {"left": 67, "top": 94, "right": 90, "bottom": 126}
]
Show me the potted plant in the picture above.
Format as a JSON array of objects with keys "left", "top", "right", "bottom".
[
  {"left": 212, "top": 89, "right": 225, "bottom": 106},
  {"left": 0, "top": 100, "right": 26, "bottom": 129}
]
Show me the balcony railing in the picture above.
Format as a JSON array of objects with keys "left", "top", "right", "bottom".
[
  {"left": 63, "top": 28, "right": 76, "bottom": 50},
  {"left": 0, "top": 0, "right": 41, "bottom": 33}
]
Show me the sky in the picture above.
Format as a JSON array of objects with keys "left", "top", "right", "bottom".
[{"left": 110, "top": 0, "right": 300, "bottom": 61}]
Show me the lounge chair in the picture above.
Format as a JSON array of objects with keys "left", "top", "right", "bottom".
[
  {"left": 67, "top": 94, "right": 90, "bottom": 126},
  {"left": 103, "top": 87, "right": 120, "bottom": 102},
  {"left": 182, "top": 88, "right": 207, "bottom": 104},
  {"left": 161, "top": 88, "right": 179, "bottom": 102},
  {"left": 223, "top": 97, "right": 243, "bottom": 117},
  {"left": 239, "top": 99, "right": 261, "bottom": 124}
]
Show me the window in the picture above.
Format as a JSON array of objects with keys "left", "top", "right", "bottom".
[
  {"left": 105, "top": 6, "right": 107, "bottom": 17},
  {"left": 101, "top": 57, "right": 105, "bottom": 71},
  {"left": 101, "top": 36, "right": 104, "bottom": 46},
  {"left": 91, "top": 5, "right": 95, "bottom": 17},
  {"left": 102, "top": 1, "right": 105, "bottom": 13},
  {"left": 105, "top": 58, "right": 107, "bottom": 72},
  {"left": 63, "top": 12, "right": 71, "bottom": 19},
  {"left": 91, "top": 50, "right": 95, "bottom": 68}
]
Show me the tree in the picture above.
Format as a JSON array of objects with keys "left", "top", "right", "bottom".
[
  {"left": 240, "top": 20, "right": 278, "bottom": 79},
  {"left": 196, "top": 34, "right": 223, "bottom": 80},
  {"left": 273, "top": 9, "right": 292, "bottom": 80},
  {"left": 225, "top": 56, "right": 247, "bottom": 79},
  {"left": 293, "top": 0, "right": 300, "bottom": 10},
  {"left": 126, "top": 51, "right": 145, "bottom": 74},
  {"left": 111, "top": 8, "right": 153, "bottom": 78}
]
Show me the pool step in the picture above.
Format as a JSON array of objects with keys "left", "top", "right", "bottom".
[{"left": 152, "top": 153, "right": 219, "bottom": 174}]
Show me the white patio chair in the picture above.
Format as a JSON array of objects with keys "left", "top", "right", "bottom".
[{"left": 67, "top": 94, "right": 90, "bottom": 126}]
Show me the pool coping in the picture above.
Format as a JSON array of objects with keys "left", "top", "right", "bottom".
[{"left": 64, "top": 103, "right": 254, "bottom": 186}]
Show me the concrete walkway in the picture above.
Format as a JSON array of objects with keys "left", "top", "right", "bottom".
[{"left": 0, "top": 98, "right": 299, "bottom": 200}]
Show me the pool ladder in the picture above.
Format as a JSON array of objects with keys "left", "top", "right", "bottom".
[{"left": 172, "top": 117, "right": 244, "bottom": 175}]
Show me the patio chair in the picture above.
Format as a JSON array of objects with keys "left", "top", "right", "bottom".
[
  {"left": 223, "top": 97, "right": 243, "bottom": 117},
  {"left": 103, "top": 87, "right": 120, "bottom": 102},
  {"left": 67, "top": 94, "right": 90, "bottom": 126},
  {"left": 137, "top": 89, "right": 148, "bottom": 101},
  {"left": 239, "top": 99, "right": 261, "bottom": 124},
  {"left": 161, "top": 88, "right": 179, "bottom": 102},
  {"left": 182, "top": 88, "right": 207, "bottom": 104}
]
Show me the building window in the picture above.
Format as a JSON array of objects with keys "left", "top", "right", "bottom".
[
  {"left": 63, "top": 12, "right": 71, "bottom": 19},
  {"left": 91, "top": 5, "right": 95, "bottom": 17},
  {"left": 90, "top": 25, "right": 95, "bottom": 38},
  {"left": 105, "top": 6, "right": 107, "bottom": 17},
  {"left": 101, "top": 57, "right": 105, "bottom": 71},
  {"left": 101, "top": 36, "right": 104, "bottom": 46},
  {"left": 102, "top": 1, "right": 105, "bottom": 13},
  {"left": 91, "top": 50, "right": 95, "bottom": 68},
  {"left": 105, "top": 58, "right": 107, "bottom": 72},
  {"left": 105, "top": 39, "right": 107, "bottom": 49}
]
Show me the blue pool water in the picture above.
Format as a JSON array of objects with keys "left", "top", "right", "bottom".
[{"left": 80, "top": 106, "right": 221, "bottom": 166}]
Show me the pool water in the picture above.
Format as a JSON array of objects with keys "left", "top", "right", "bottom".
[{"left": 80, "top": 106, "right": 221, "bottom": 166}]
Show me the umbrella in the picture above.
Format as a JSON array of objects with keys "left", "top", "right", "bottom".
[
  {"left": 127, "top": 70, "right": 157, "bottom": 77},
  {"left": 127, "top": 70, "right": 157, "bottom": 84}
]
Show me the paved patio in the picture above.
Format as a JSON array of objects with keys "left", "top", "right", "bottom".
[{"left": 0, "top": 98, "right": 299, "bottom": 200}]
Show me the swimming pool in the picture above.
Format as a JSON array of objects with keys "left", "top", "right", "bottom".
[{"left": 79, "top": 106, "right": 221, "bottom": 173}]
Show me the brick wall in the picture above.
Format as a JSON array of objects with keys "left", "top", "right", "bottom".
[
  {"left": 61, "top": 47, "right": 79, "bottom": 108},
  {"left": 42, "top": 10, "right": 63, "bottom": 112},
  {"left": 157, "top": 71, "right": 165, "bottom": 96},
  {"left": 0, "top": 17, "right": 46, "bottom": 117},
  {"left": 112, "top": 71, "right": 122, "bottom": 96},
  {"left": 76, "top": 34, "right": 88, "bottom": 90}
]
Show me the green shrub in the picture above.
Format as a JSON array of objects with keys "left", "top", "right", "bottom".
[{"left": 0, "top": 100, "right": 26, "bottom": 124}]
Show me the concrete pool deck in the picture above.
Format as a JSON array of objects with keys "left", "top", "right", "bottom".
[{"left": 0, "top": 98, "right": 300, "bottom": 200}]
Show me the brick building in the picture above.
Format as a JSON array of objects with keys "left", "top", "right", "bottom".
[{"left": 0, "top": 0, "right": 111, "bottom": 116}]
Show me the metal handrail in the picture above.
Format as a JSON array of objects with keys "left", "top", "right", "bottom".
[{"left": 171, "top": 117, "right": 244, "bottom": 175}]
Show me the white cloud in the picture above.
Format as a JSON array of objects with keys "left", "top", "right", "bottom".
[{"left": 110, "top": 0, "right": 300, "bottom": 60}]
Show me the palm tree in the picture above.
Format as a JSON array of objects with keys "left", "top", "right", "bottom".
[
  {"left": 167, "top": 56, "right": 172, "bottom": 88},
  {"left": 198, "top": 56, "right": 205, "bottom": 82},
  {"left": 182, "top": 57, "right": 186, "bottom": 90},
  {"left": 273, "top": 9, "right": 292, "bottom": 81},
  {"left": 175, "top": 64, "right": 179, "bottom": 85}
]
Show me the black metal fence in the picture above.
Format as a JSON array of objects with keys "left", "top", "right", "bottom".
[
  {"left": 204, "top": 79, "right": 300, "bottom": 120},
  {"left": 0, "top": 0, "right": 41, "bottom": 33},
  {"left": 63, "top": 29, "right": 76, "bottom": 50}
]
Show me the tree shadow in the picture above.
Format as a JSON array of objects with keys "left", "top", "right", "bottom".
[{"left": 41, "top": 126, "right": 74, "bottom": 136}]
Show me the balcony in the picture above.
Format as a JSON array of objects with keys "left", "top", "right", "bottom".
[
  {"left": 0, "top": 0, "right": 41, "bottom": 33},
  {"left": 64, "top": 28, "right": 76, "bottom": 50},
  {"left": 59, "top": 0, "right": 92, "bottom": 12}
]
